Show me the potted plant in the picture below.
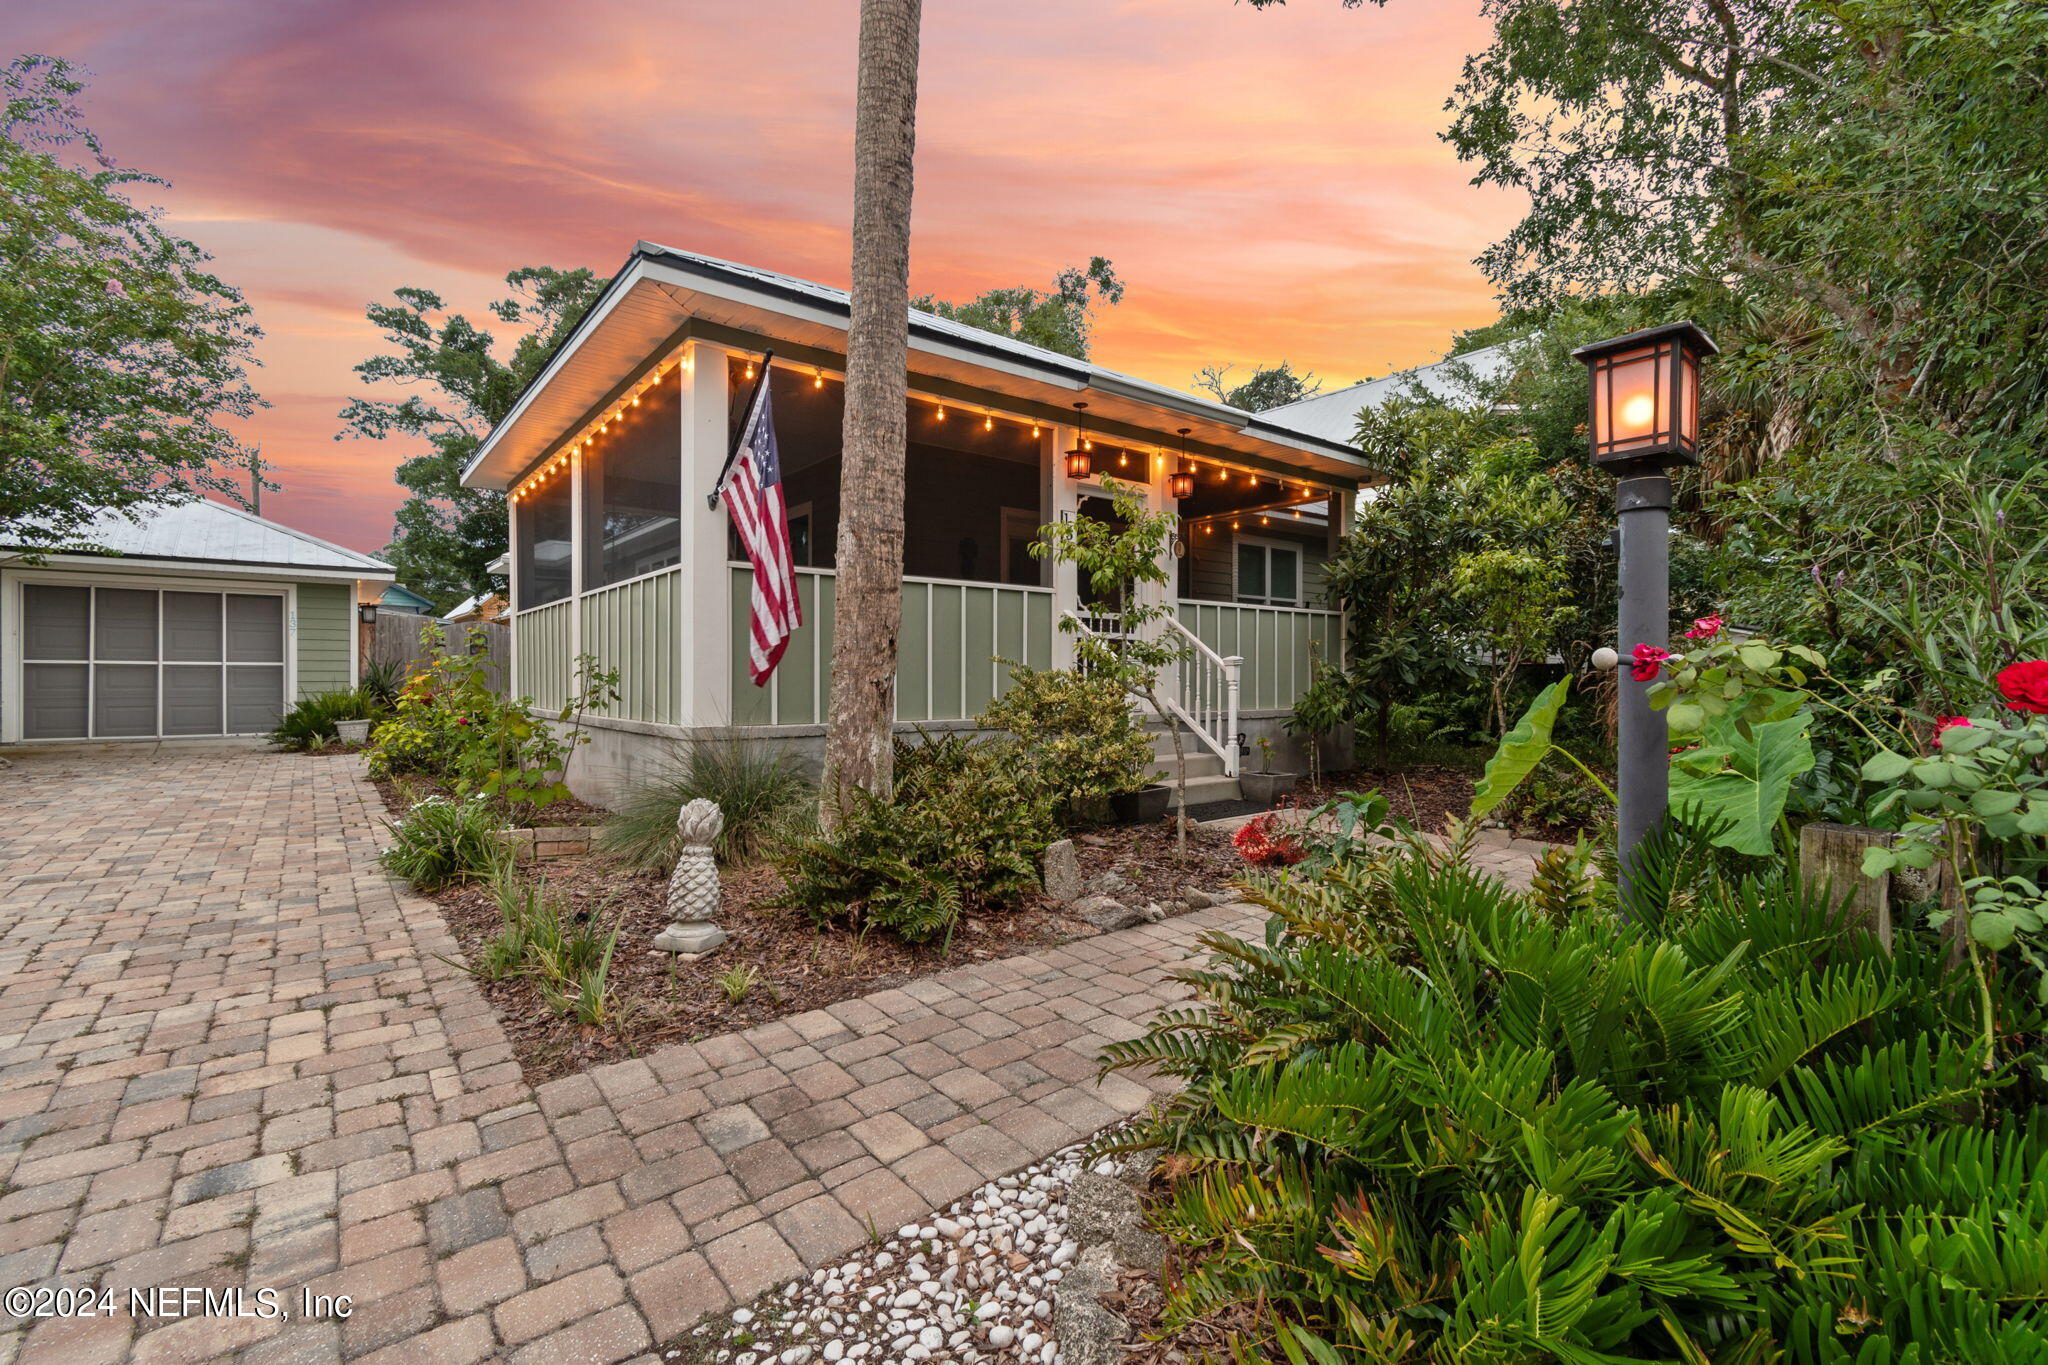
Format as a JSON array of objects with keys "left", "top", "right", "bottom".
[
  {"left": 1239, "top": 736, "right": 1299, "bottom": 805},
  {"left": 1109, "top": 781, "right": 1172, "bottom": 824}
]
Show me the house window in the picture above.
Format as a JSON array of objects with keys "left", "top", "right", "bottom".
[{"left": 1235, "top": 539, "right": 1300, "bottom": 606}]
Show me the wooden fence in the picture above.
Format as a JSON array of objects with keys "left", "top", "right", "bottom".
[{"left": 369, "top": 612, "right": 509, "bottom": 692}]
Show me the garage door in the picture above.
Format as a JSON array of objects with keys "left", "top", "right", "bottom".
[{"left": 20, "top": 585, "right": 286, "bottom": 740}]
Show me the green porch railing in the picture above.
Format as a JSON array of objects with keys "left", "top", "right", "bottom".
[
  {"left": 512, "top": 598, "right": 572, "bottom": 711},
  {"left": 1175, "top": 600, "right": 1341, "bottom": 711},
  {"left": 584, "top": 568, "right": 683, "bottom": 724},
  {"left": 729, "top": 566, "right": 1055, "bottom": 726}
]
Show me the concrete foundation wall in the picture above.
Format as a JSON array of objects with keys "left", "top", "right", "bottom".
[{"left": 552, "top": 710, "right": 1353, "bottom": 810}]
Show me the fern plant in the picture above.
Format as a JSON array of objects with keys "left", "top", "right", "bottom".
[{"left": 1107, "top": 837, "right": 2048, "bottom": 1361}]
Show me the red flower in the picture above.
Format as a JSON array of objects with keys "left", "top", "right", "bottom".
[
  {"left": 1683, "top": 615, "right": 1724, "bottom": 640},
  {"left": 1630, "top": 644, "right": 1672, "bottom": 682},
  {"left": 1997, "top": 661, "right": 2048, "bottom": 715},
  {"left": 454, "top": 716, "right": 471, "bottom": 727},
  {"left": 1932, "top": 716, "right": 1972, "bottom": 748},
  {"left": 1233, "top": 813, "right": 1305, "bottom": 867}
]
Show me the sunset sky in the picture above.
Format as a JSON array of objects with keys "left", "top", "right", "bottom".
[{"left": 17, "top": 0, "right": 1521, "bottom": 554}]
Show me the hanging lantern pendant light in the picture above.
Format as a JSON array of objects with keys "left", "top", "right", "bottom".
[
  {"left": 1169, "top": 428, "right": 1195, "bottom": 499},
  {"left": 1064, "top": 402, "right": 1093, "bottom": 479}
]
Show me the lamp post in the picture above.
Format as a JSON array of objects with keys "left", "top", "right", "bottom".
[{"left": 1571, "top": 321, "right": 1717, "bottom": 910}]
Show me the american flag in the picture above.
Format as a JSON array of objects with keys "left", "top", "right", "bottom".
[{"left": 719, "top": 371, "right": 803, "bottom": 684}]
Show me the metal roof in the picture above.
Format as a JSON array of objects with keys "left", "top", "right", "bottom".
[
  {"left": 462, "top": 243, "right": 1378, "bottom": 491},
  {"left": 4, "top": 499, "right": 393, "bottom": 576},
  {"left": 1256, "top": 342, "right": 1521, "bottom": 445}
]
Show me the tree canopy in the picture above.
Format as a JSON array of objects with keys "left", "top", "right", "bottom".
[
  {"left": 1, "top": 55, "right": 265, "bottom": 559},
  {"left": 913, "top": 258, "right": 1123, "bottom": 361},
  {"left": 339, "top": 266, "right": 601, "bottom": 609},
  {"left": 1193, "top": 359, "right": 1322, "bottom": 412}
]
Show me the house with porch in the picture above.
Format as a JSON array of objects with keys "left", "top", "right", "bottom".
[{"left": 461, "top": 244, "right": 1381, "bottom": 804}]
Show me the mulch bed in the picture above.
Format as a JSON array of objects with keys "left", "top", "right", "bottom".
[
  {"left": 416, "top": 818, "right": 1247, "bottom": 1086},
  {"left": 370, "top": 774, "right": 609, "bottom": 829},
  {"left": 1290, "top": 764, "right": 1481, "bottom": 835}
]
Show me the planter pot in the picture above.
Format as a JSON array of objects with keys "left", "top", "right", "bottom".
[
  {"left": 1239, "top": 771, "right": 1299, "bottom": 805},
  {"left": 1109, "top": 784, "right": 1171, "bottom": 825},
  {"left": 334, "top": 719, "right": 373, "bottom": 745}
]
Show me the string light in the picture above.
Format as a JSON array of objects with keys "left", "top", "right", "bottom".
[
  {"left": 937, "top": 405, "right": 947, "bottom": 421},
  {"left": 983, "top": 413, "right": 994, "bottom": 432},
  {"left": 813, "top": 369, "right": 824, "bottom": 388},
  {"left": 744, "top": 363, "right": 754, "bottom": 379}
]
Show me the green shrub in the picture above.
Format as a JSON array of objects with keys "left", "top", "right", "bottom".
[
  {"left": 1107, "top": 830, "right": 2048, "bottom": 1360},
  {"left": 1499, "top": 747, "right": 1613, "bottom": 836},
  {"left": 774, "top": 733, "right": 1058, "bottom": 944},
  {"left": 358, "top": 657, "right": 405, "bottom": 710},
  {"left": 378, "top": 794, "right": 505, "bottom": 890},
  {"left": 270, "top": 687, "right": 382, "bottom": 751},
  {"left": 459, "top": 863, "right": 621, "bottom": 1025},
  {"left": 364, "top": 624, "right": 618, "bottom": 816},
  {"left": 976, "top": 666, "right": 1152, "bottom": 823},
  {"left": 595, "top": 741, "right": 814, "bottom": 870}
]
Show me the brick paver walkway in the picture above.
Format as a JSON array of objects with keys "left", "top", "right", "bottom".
[{"left": 0, "top": 745, "right": 1252, "bottom": 1365}]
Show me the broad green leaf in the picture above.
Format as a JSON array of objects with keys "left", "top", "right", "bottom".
[
  {"left": 1669, "top": 711, "right": 1816, "bottom": 856},
  {"left": 1470, "top": 678, "right": 1570, "bottom": 822},
  {"left": 1971, "top": 912, "right": 2017, "bottom": 951},
  {"left": 1862, "top": 750, "right": 1913, "bottom": 783},
  {"left": 1970, "top": 789, "right": 2021, "bottom": 817},
  {"left": 2020, "top": 802, "right": 2048, "bottom": 837},
  {"left": 1940, "top": 725, "right": 1992, "bottom": 754},
  {"left": 1737, "top": 644, "right": 1783, "bottom": 672},
  {"left": 1665, "top": 702, "right": 1707, "bottom": 735}
]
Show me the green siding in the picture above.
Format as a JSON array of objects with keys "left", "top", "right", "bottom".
[
  {"left": 294, "top": 582, "right": 352, "bottom": 697},
  {"left": 1176, "top": 600, "right": 1341, "bottom": 711},
  {"left": 729, "top": 567, "right": 1052, "bottom": 726},
  {"left": 584, "top": 570, "right": 682, "bottom": 725},
  {"left": 514, "top": 600, "right": 572, "bottom": 710}
]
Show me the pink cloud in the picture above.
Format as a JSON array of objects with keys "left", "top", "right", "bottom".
[{"left": 19, "top": 0, "right": 1517, "bottom": 554}]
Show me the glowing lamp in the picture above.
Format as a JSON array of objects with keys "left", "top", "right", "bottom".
[
  {"left": 1065, "top": 401, "right": 1093, "bottom": 479},
  {"left": 1571, "top": 321, "right": 1717, "bottom": 468},
  {"left": 1169, "top": 428, "right": 1196, "bottom": 499}
]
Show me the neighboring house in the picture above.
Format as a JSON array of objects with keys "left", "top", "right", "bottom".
[
  {"left": 1, "top": 499, "right": 393, "bottom": 743},
  {"left": 461, "top": 243, "right": 1382, "bottom": 801},
  {"left": 441, "top": 593, "right": 509, "bottom": 625},
  {"left": 378, "top": 583, "right": 439, "bottom": 615},
  {"left": 1260, "top": 342, "right": 1521, "bottom": 447}
]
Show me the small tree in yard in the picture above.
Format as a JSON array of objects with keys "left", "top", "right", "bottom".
[
  {"left": 2, "top": 55, "right": 267, "bottom": 559},
  {"left": 1031, "top": 477, "right": 1196, "bottom": 857}
]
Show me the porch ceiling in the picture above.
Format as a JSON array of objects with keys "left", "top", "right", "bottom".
[{"left": 462, "top": 245, "right": 1381, "bottom": 492}]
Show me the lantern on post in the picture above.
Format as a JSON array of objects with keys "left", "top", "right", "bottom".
[
  {"left": 1168, "top": 428, "right": 1196, "bottom": 500},
  {"left": 1064, "top": 402, "right": 1093, "bottom": 479},
  {"left": 1572, "top": 321, "right": 1717, "bottom": 913}
]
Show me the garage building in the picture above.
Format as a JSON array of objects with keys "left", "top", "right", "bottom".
[{"left": 2, "top": 500, "right": 393, "bottom": 744}]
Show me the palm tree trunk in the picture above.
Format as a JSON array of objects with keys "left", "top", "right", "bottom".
[{"left": 822, "top": 0, "right": 923, "bottom": 827}]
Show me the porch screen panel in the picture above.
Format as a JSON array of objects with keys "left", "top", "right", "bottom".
[
  {"left": 226, "top": 666, "right": 285, "bottom": 733},
  {"left": 585, "top": 373, "right": 682, "bottom": 588},
  {"left": 93, "top": 664, "right": 157, "bottom": 736},
  {"left": 582, "top": 569, "right": 680, "bottom": 725},
  {"left": 226, "top": 595, "right": 284, "bottom": 662},
  {"left": 516, "top": 473, "right": 573, "bottom": 609},
  {"left": 928, "top": 584, "right": 964, "bottom": 723},
  {"left": 163, "top": 666, "right": 225, "bottom": 736},
  {"left": 22, "top": 665, "right": 88, "bottom": 739},
  {"left": 513, "top": 600, "right": 572, "bottom": 711},
  {"left": 23, "top": 585, "right": 89, "bottom": 659},
  {"left": 164, "top": 592, "right": 223, "bottom": 660},
  {"left": 94, "top": 588, "right": 158, "bottom": 661}
]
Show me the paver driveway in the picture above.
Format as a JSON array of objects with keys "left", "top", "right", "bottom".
[{"left": 0, "top": 745, "right": 1249, "bottom": 1365}]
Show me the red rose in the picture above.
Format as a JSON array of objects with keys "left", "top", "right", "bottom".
[
  {"left": 1233, "top": 813, "right": 1305, "bottom": 867},
  {"left": 1683, "top": 615, "right": 1724, "bottom": 640},
  {"left": 1997, "top": 661, "right": 2048, "bottom": 715},
  {"left": 1933, "top": 716, "right": 1972, "bottom": 748},
  {"left": 1631, "top": 644, "right": 1672, "bottom": 682}
]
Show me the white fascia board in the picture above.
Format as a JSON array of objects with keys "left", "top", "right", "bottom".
[
  {"left": 13, "top": 554, "right": 393, "bottom": 584},
  {"left": 461, "top": 254, "right": 653, "bottom": 488}
]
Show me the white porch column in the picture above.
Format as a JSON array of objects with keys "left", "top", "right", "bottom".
[
  {"left": 1044, "top": 421, "right": 1079, "bottom": 670},
  {"left": 568, "top": 441, "right": 585, "bottom": 687},
  {"left": 677, "top": 341, "right": 735, "bottom": 727}
]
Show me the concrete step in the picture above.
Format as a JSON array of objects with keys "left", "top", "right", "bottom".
[
  {"left": 1158, "top": 774, "right": 1241, "bottom": 807},
  {"left": 1150, "top": 751, "right": 1227, "bottom": 782}
]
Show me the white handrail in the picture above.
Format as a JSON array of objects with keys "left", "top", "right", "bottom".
[
  {"left": 1063, "top": 610, "right": 1241, "bottom": 777},
  {"left": 1164, "top": 617, "right": 1242, "bottom": 778}
]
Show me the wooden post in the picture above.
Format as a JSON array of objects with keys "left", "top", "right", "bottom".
[{"left": 1798, "top": 821, "right": 1894, "bottom": 949}]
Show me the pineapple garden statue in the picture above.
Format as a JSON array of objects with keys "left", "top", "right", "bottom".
[{"left": 652, "top": 798, "right": 727, "bottom": 954}]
